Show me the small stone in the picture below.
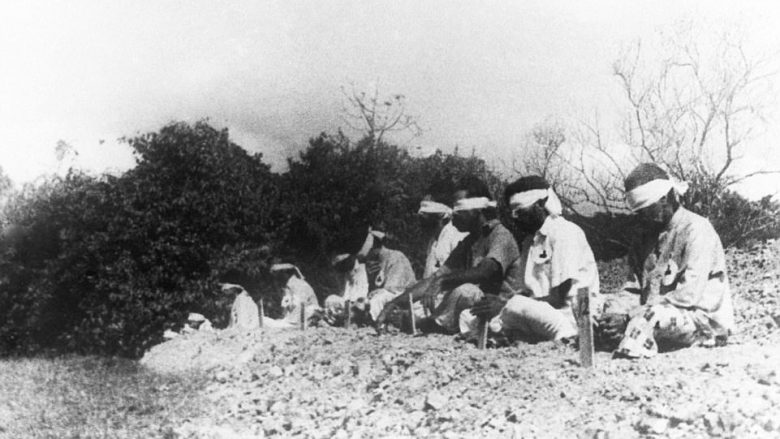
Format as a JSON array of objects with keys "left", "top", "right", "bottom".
[
  {"left": 408, "top": 396, "right": 426, "bottom": 411},
  {"left": 671, "top": 403, "right": 703, "bottom": 424},
  {"left": 355, "top": 360, "right": 372, "bottom": 378},
  {"left": 268, "top": 366, "right": 284, "bottom": 377},
  {"left": 374, "top": 415, "right": 396, "bottom": 431},
  {"left": 347, "top": 399, "right": 366, "bottom": 413},
  {"left": 703, "top": 413, "right": 724, "bottom": 437},
  {"left": 269, "top": 401, "right": 287, "bottom": 414},
  {"left": 407, "top": 410, "right": 426, "bottom": 428},
  {"left": 638, "top": 417, "right": 669, "bottom": 435},
  {"left": 214, "top": 370, "right": 230, "bottom": 383},
  {"left": 425, "top": 390, "right": 448, "bottom": 411},
  {"left": 415, "top": 426, "right": 432, "bottom": 437}
]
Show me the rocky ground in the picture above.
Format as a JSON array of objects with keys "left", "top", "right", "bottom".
[{"left": 137, "top": 241, "right": 780, "bottom": 438}]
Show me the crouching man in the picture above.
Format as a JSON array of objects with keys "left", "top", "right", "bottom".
[
  {"left": 323, "top": 227, "right": 416, "bottom": 326},
  {"left": 597, "top": 163, "right": 735, "bottom": 358},
  {"left": 376, "top": 176, "right": 521, "bottom": 334},
  {"left": 222, "top": 283, "right": 260, "bottom": 330},
  {"left": 460, "top": 176, "right": 600, "bottom": 343},
  {"left": 263, "top": 262, "right": 320, "bottom": 329}
]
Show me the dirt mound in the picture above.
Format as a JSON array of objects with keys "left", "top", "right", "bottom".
[{"left": 141, "top": 244, "right": 780, "bottom": 438}]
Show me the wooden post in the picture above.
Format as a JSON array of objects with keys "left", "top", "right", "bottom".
[
  {"left": 258, "top": 299, "right": 264, "bottom": 329},
  {"left": 408, "top": 294, "right": 417, "bottom": 335},
  {"left": 344, "top": 300, "right": 351, "bottom": 328},
  {"left": 577, "top": 287, "right": 594, "bottom": 368},
  {"left": 300, "top": 303, "right": 306, "bottom": 331},
  {"left": 477, "top": 318, "right": 489, "bottom": 350}
]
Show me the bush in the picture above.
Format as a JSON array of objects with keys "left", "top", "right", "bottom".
[
  {"left": 0, "top": 122, "right": 282, "bottom": 357},
  {"left": 705, "top": 192, "right": 780, "bottom": 248}
]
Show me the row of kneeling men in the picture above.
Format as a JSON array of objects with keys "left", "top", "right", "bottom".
[{"left": 201, "top": 163, "right": 734, "bottom": 360}]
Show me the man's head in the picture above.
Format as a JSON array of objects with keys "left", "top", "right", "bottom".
[
  {"left": 331, "top": 225, "right": 384, "bottom": 271},
  {"left": 451, "top": 175, "right": 495, "bottom": 233},
  {"left": 418, "top": 179, "right": 455, "bottom": 235},
  {"left": 624, "top": 163, "right": 682, "bottom": 231},
  {"left": 220, "top": 283, "right": 248, "bottom": 298},
  {"left": 504, "top": 175, "right": 556, "bottom": 233},
  {"left": 269, "top": 261, "right": 301, "bottom": 287}
]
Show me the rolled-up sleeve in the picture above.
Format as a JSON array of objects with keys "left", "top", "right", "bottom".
[
  {"left": 485, "top": 228, "right": 521, "bottom": 275},
  {"left": 549, "top": 225, "right": 594, "bottom": 289}
]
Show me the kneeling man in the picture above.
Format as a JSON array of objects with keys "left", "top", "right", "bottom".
[
  {"left": 461, "top": 176, "right": 600, "bottom": 343},
  {"left": 597, "top": 163, "right": 735, "bottom": 358},
  {"left": 376, "top": 176, "right": 521, "bottom": 334}
]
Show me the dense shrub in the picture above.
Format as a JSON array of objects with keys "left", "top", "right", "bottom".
[
  {"left": 704, "top": 192, "right": 780, "bottom": 248},
  {"left": 0, "top": 122, "right": 282, "bottom": 357}
]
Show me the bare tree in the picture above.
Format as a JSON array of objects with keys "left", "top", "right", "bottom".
[
  {"left": 55, "top": 139, "right": 79, "bottom": 173},
  {"left": 512, "top": 118, "right": 582, "bottom": 209},
  {"left": 564, "top": 23, "right": 778, "bottom": 215},
  {"left": 340, "top": 82, "right": 422, "bottom": 146}
]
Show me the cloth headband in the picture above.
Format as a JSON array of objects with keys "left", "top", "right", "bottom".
[
  {"left": 626, "top": 178, "right": 688, "bottom": 212},
  {"left": 332, "top": 227, "right": 388, "bottom": 266},
  {"left": 188, "top": 312, "right": 206, "bottom": 322},
  {"left": 356, "top": 228, "right": 386, "bottom": 257},
  {"left": 508, "top": 188, "right": 563, "bottom": 216},
  {"left": 270, "top": 263, "right": 304, "bottom": 279},
  {"left": 418, "top": 200, "right": 453, "bottom": 217},
  {"left": 453, "top": 197, "right": 497, "bottom": 212},
  {"left": 369, "top": 229, "right": 386, "bottom": 240},
  {"left": 331, "top": 253, "right": 351, "bottom": 266},
  {"left": 220, "top": 283, "right": 246, "bottom": 294}
]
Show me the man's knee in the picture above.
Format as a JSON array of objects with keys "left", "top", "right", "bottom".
[
  {"left": 450, "top": 283, "right": 484, "bottom": 305},
  {"left": 501, "top": 295, "right": 575, "bottom": 340},
  {"left": 324, "top": 294, "right": 345, "bottom": 310}
]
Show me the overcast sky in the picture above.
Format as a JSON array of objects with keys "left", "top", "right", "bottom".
[{"left": 1, "top": 0, "right": 779, "bottom": 199}]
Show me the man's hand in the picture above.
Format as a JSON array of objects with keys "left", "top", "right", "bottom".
[
  {"left": 374, "top": 302, "right": 400, "bottom": 333},
  {"left": 406, "top": 276, "right": 442, "bottom": 313},
  {"left": 470, "top": 295, "right": 506, "bottom": 319},
  {"left": 595, "top": 313, "right": 629, "bottom": 350},
  {"left": 421, "top": 288, "right": 438, "bottom": 313}
]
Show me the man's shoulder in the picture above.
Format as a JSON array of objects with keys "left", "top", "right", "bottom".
[
  {"left": 382, "top": 247, "right": 412, "bottom": 263},
  {"left": 487, "top": 221, "right": 514, "bottom": 239},
  {"left": 676, "top": 208, "right": 719, "bottom": 237},
  {"left": 484, "top": 221, "right": 521, "bottom": 255},
  {"left": 440, "top": 222, "right": 468, "bottom": 241},
  {"left": 546, "top": 216, "right": 588, "bottom": 242},
  {"left": 288, "top": 276, "right": 313, "bottom": 289}
]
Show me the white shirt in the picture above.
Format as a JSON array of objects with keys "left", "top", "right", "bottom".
[
  {"left": 343, "top": 260, "right": 369, "bottom": 302},
  {"left": 281, "top": 275, "right": 319, "bottom": 324},
  {"left": 229, "top": 290, "right": 260, "bottom": 330},
  {"left": 622, "top": 207, "right": 734, "bottom": 331},
  {"left": 424, "top": 221, "right": 468, "bottom": 278},
  {"left": 516, "top": 216, "right": 600, "bottom": 321}
]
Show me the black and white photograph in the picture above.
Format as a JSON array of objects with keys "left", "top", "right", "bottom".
[{"left": 1, "top": 1, "right": 779, "bottom": 437}]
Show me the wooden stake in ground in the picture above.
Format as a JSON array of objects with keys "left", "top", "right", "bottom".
[
  {"left": 344, "top": 300, "right": 351, "bottom": 328},
  {"left": 577, "top": 287, "right": 594, "bottom": 368},
  {"left": 408, "top": 293, "right": 417, "bottom": 335},
  {"left": 258, "top": 299, "right": 264, "bottom": 329},
  {"left": 477, "top": 317, "right": 489, "bottom": 350},
  {"left": 300, "top": 303, "right": 306, "bottom": 331}
]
